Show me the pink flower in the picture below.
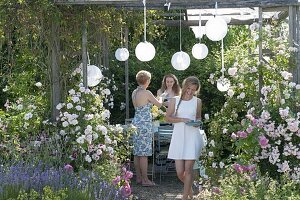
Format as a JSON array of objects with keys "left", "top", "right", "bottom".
[
  {"left": 212, "top": 186, "right": 221, "bottom": 194},
  {"left": 233, "top": 163, "right": 243, "bottom": 173},
  {"left": 237, "top": 131, "right": 248, "bottom": 138},
  {"left": 112, "top": 176, "right": 121, "bottom": 186},
  {"left": 259, "top": 135, "right": 269, "bottom": 148},
  {"left": 64, "top": 164, "right": 73, "bottom": 172},
  {"left": 123, "top": 171, "right": 133, "bottom": 181},
  {"left": 121, "top": 181, "right": 131, "bottom": 197},
  {"left": 246, "top": 127, "right": 253, "bottom": 133},
  {"left": 251, "top": 118, "right": 258, "bottom": 126},
  {"left": 231, "top": 133, "right": 237, "bottom": 140}
]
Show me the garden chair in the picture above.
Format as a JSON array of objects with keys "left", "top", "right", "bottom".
[{"left": 154, "top": 125, "right": 174, "bottom": 183}]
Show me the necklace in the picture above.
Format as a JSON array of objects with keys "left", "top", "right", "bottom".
[{"left": 137, "top": 86, "right": 146, "bottom": 90}]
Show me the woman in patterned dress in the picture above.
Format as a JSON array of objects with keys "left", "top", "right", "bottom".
[
  {"left": 132, "top": 70, "right": 163, "bottom": 186},
  {"left": 165, "top": 76, "right": 204, "bottom": 199}
]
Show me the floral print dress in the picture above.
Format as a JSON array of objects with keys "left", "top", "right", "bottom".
[{"left": 132, "top": 103, "right": 153, "bottom": 156}]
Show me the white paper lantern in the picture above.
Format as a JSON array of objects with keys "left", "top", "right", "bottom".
[
  {"left": 115, "top": 48, "right": 129, "bottom": 61},
  {"left": 192, "top": 26, "right": 206, "bottom": 39},
  {"left": 87, "top": 65, "right": 103, "bottom": 87},
  {"left": 135, "top": 41, "right": 156, "bottom": 62},
  {"left": 192, "top": 43, "right": 209, "bottom": 60},
  {"left": 205, "top": 16, "right": 228, "bottom": 41},
  {"left": 171, "top": 51, "right": 190, "bottom": 71},
  {"left": 217, "top": 77, "right": 230, "bottom": 92}
]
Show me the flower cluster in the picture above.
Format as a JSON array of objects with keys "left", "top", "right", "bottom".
[
  {"left": 151, "top": 105, "right": 165, "bottom": 122},
  {"left": 54, "top": 83, "right": 128, "bottom": 170},
  {"left": 204, "top": 21, "right": 300, "bottom": 182},
  {"left": 112, "top": 165, "right": 133, "bottom": 198},
  {"left": 0, "top": 162, "right": 126, "bottom": 199}
]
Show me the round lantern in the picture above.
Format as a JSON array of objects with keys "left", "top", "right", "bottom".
[
  {"left": 192, "top": 26, "right": 206, "bottom": 39},
  {"left": 217, "top": 77, "right": 230, "bottom": 92},
  {"left": 192, "top": 43, "right": 209, "bottom": 60},
  {"left": 115, "top": 48, "right": 129, "bottom": 61},
  {"left": 87, "top": 65, "right": 103, "bottom": 87},
  {"left": 135, "top": 41, "right": 156, "bottom": 62},
  {"left": 205, "top": 16, "right": 228, "bottom": 41},
  {"left": 171, "top": 51, "right": 190, "bottom": 71}
]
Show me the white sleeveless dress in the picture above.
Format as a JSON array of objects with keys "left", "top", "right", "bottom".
[{"left": 168, "top": 96, "right": 204, "bottom": 160}]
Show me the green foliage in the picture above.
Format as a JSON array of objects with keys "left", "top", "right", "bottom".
[
  {"left": 211, "top": 170, "right": 300, "bottom": 200},
  {"left": 1, "top": 186, "right": 95, "bottom": 200}
]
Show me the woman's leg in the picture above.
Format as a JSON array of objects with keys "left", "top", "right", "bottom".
[
  {"left": 134, "top": 156, "right": 142, "bottom": 183},
  {"left": 182, "top": 160, "right": 195, "bottom": 200},
  {"left": 175, "top": 160, "right": 185, "bottom": 182},
  {"left": 140, "top": 156, "right": 153, "bottom": 184}
]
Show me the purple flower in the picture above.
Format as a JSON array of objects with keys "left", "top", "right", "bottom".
[
  {"left": 259, "top": 135, "right": 269, "bottom": 148},
  {"left": 121, "top": 181, "right": 131, "bottom": 197},
  {"left": 112, "top": 176, "right": 121, "bottom": 186},
  {"left": 64, "top": 164, "right": 73, "bottom": 172},
  {"left": 237, "top": 131, "right": 248, "bottom": 138},
  {"left": 233, "top": 163, "right": 243, "bottom": 173},
  {"left": 123, "top": 171, "right": 133, "bottom": 181},
  {"left": 246, "top": 127, "right": 253, "bottom": 133}
]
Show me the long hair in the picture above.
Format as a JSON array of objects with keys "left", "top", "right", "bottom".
[
  {"left": 175, "top": 76, "right": 200, "bottom": 116},
  {"left": 160, "top": 73, "right": 181, "bottom": 96}
]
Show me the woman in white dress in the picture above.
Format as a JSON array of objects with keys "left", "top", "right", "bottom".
[
  {"left": 157, "top": 74, "right": 181, "bottom": 105},
  {"left": 165, "top": 76, "right": 204, "bottom": 200}
]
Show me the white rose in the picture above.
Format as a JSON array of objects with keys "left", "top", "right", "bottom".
[
  {"left": 227, "top": 89, "right": 234, "bottom": 97},
  {"left": 228, "top": 67, "right": 238, "bottom": 76},
  {"left": 85, "top": 155, "right": 92, "bottom": 163},
  {"left": 35, "top": 82, "right": 42, "bottom": 87}
]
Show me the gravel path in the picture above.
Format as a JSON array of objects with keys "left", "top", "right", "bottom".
[{"left": 131, "top": 174, "right": 185, "bottom": 200}]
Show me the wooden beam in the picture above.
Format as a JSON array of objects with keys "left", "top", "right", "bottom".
[
  {"left": 53, "top": 0, "right": 300, "bottom": 9},
  {"left": 50, "top": 19, "right": 61, "bottom": 121},
  {"left": 258, "top": 7, "right": 263, "bottom": 98},
  {"left": 289, "top": 6, "right": 300, "bottom": 84},
  {"left": 124, "top": 27, "right": 129, "bottom": 120},
  {"left": 153, "top": 18, "right": 256, "bottom": 26}
]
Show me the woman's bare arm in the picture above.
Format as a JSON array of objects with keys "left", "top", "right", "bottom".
[{"left": 196, "top": 98, "right": 202, "bottom": 120}]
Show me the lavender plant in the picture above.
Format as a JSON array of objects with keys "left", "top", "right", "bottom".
[{"left": 0, "top": 162, "right": 129, "bottom": 199}]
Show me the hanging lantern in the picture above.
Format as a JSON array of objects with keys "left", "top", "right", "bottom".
[
  {"left": 192, "top": 43, "right": 208, "bottom": 60},
  {"left": 217, "top": 77, "right": 230, "bottom": 92},
  {"left": 192, "top": 26, "right": 206, "bottom": 39},
  {"left": 171, "top": 51, "right": 190, "bottom": 71},
  {"left": 87, "top": 65, "right": 103, "bottom": 87},
  {"left": 135, "top": 41, "right": 156, "bottom": 62},
  {"left": 205, "top": 16, "right": 228, "bottom": 41},
  {"left": 115, "top": 48, "right": 129, "bottom": 61}
]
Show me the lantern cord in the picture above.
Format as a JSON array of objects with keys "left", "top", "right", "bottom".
[
  {"left": 221, "top": 39, "right": 224, "bottom": 78},
  {"left": 214, "top": 2, "right": 218, "bottom": 16},
  {"left": 143, "top": 0, "right": 147, "bottom": 42},
  {"left": 87, "top": 51, "right": 90, "bottom": 65},
  {"left": 198, "top": 12, "right": 201, "bottom": 43},
  {"left": 180, "top": 9, "right": 182, "bottom": 51},
  {"left": 120, "top": 27, "right": 123, "bottom": 47}
]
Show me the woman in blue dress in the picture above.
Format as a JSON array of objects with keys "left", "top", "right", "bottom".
[{"left": 132, "top": 70, "right": 162, "bottom": 186}]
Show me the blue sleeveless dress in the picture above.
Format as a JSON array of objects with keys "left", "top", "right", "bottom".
[{"left": 132, "top": 101, "right": 153, "bottom": 156}]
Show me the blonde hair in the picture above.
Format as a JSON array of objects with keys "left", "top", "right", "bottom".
[
  {"left": 181, "top": 76, "right": 200, "bottom": 96},
  {"left": 136, "top": 70, "right": 151, "bottom": 85}
]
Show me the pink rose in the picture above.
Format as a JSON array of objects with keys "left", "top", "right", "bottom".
[{"left": 259, "top": 135, "right": 269, "bottom": 148}]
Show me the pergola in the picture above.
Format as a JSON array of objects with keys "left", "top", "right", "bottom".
[{"left": 51, "top": 0, "right": 300, "bottom": 121}]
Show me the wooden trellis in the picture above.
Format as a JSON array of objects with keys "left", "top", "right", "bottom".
[{"left": 51, "top": 0, "right": 300, "bottom": 121}]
